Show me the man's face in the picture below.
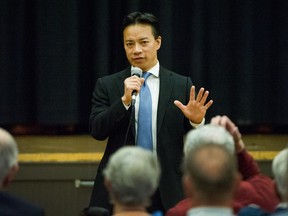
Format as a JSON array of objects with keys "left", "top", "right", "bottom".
[{"left": 123, "top": 24, "right": 161, "bottom": 72}]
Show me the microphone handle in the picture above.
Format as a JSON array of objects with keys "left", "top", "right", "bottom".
[
  {"left": 131, "top": 73, "right": 141, "bottom": 106},
  {"left": 132, "top": 91, "right": 137, "bottom": 106}
]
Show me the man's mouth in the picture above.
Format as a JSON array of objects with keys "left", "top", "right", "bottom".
[{"left": 133, "top": 57, "right": 144, "bottom": 61}]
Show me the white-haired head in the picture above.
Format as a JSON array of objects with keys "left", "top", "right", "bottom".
[
  {"left": 103, "top": 146, "right": 161, "bottom": 207},
  {"left": 272, "top": 148, "right": 288, "bottom": 201},
  {"left": 184, "top": 124, "right": 235, "bottom": 156},
  {"left": 0, "top": 128, "right": 19, "bottom": 186}
]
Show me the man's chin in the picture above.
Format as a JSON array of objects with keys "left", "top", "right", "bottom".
[{"left": 132, "top": 63, "right": 145, "bottom": 69}]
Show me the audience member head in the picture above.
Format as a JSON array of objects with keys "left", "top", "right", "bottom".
[
  {"left": 0, "top": 128, "right": 19, "bottom": 188},
  {"left": 272, "top": 148, "right": 288, "bottom": 202},
  {"left": 182, "top": 143, "right": 239, "bottom": 205},
  {"left": 184, "top": 124, "right": 235, "bottom": 156},
  {"left": 103, "top": 146, "right": 161, "bottom": 211}
]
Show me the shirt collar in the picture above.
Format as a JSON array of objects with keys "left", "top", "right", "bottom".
[
  {"left": 277, "top": 202, "right": 288, "bottom": 209},
  {"left": 187, "top": 206, "right": 234, "bottom": 215},
  {"left": 131, "top": 61, "right": 160, "bottom": 78}
]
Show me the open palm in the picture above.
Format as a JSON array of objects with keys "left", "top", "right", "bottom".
[{"left": 174, "top": 86, "right": 213, "bottom": 124}]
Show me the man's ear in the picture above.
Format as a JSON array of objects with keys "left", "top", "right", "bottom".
[
  {"left": 156, "top": 36, "right": 162, "bottom": 50},
  {"left": 104, "top": 177, "right": 115, "bottom": 204},
  {"left": 2, "top": 163, "right": 19, "bottom": 188},
  {"left": 182, "top": 174, "right": 194, "bottom": 197},
  {"left": 104, "top": 177, "right": 112, "bottom": 192},
  {"left": 232, "top": 172, "right": 242, "bottom": 195}
]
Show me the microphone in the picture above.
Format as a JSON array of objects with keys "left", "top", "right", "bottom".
[{"left": 131, "top": 67, "right": 143, "bottom": 106}]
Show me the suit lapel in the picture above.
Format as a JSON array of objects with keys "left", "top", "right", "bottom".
[
  {"left": 157, "top": 67, "right": 174, "bottom": 134},
  {"left": 116, "top": 67, "right": 174, "bottom": 140}
]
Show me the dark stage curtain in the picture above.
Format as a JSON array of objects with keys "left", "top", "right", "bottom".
[{"left": 1, "top": 0, "right": 287, "bottom": 133}]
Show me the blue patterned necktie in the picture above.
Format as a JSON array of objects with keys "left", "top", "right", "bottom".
[{"left": 137, "top": 72, "right": 153, "bottom": 150}]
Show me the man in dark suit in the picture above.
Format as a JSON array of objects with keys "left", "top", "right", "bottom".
[
  {"left": 88, "top": 12, "right": 213, "bottom": 214},
  {"left": 0, "top": 128, "right": 45, "bottom": 216}
]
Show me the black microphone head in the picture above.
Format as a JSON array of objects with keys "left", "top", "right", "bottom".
[{"left": 131, "top": 67, "right": 143, "bottom": 78}]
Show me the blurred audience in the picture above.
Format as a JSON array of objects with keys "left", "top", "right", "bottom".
[
  {"left": 0, "top": 128, "right": 45, "bottom": 216},
  {"left": 166, "top": 115, "right": 280, "bottom": 216},
  {"left": 239, "top": 148, "right": 288, "bottom": 216}
]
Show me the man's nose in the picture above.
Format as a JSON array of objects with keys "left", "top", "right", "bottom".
[{"left": 133, "top": 43, "right": 142, "bottom": 53}]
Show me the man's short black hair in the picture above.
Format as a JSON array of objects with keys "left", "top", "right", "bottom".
[{"left": 122, "top": 12, "right": 160, "bottom": 39}]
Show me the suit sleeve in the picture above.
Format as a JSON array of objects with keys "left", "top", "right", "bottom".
[{"left": 89, "top": 78, "right": 131, "bottom": 140}]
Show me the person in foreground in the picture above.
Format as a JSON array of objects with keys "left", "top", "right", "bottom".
[
  {"left": 103, "top": 146, "right": 161, "bottom": 216},
  {"left": 183, "top": 142, "right": 240, "bottom": 216},
  {"left": 238, "top": 148, "right": 288, "bottom": 216},
  {"left": 166, "top": 115, "right": 279, "bottom": 216},
  {"left": 0, "top": 128, "right": 45, "bottom": 216},
  {"left": 89, "top": 11, "right": 213, "bottom": 213}
]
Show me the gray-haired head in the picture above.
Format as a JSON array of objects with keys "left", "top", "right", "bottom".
[
  {"left": 184, "top": 124, "right": 235, "bottom": 156},
  {"left": 272, "top": 148, "right": 288, "bottom": 201},
  {"left": 103, "top": 146, "right": 161, "bottom": 207},
  {"left": 0, "top": 128, "right": 19, "bottom": 185}
]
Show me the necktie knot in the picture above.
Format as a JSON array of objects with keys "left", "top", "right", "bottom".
[{"left": 142, "top": 72, "right": 151, "bottom": 86}]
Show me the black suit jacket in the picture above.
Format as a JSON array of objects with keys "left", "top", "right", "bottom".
[
  {"left": 0, "top": 191, "right": 45, "bottom": 216},
  {"left": 89, "top": 66, "right": 193, "bottom": 211}
]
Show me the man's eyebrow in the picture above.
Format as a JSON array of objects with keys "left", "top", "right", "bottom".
[
  {"left": 124, "top": 39, "right": 134, "bottom": 43},
  {"left": 124, "top": 37, "right": 149, "bottom": 43},
  {"left": 139, "top": 37, "right": 149, "bottom": 40}
]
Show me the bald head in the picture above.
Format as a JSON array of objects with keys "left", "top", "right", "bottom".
[
  {"left": 183, "top": 143, "right": 238, "bottom": 203},
  {"left": 0, "top": 128, "right": 19, "bottom": 186}
]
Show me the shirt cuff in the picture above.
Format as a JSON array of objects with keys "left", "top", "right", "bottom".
[
  {"left": 190, "top": 118, "right": 205, "bottom": 128},
  {"left": 122, "top": 102, "right": 131, "bottom": 110}
]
